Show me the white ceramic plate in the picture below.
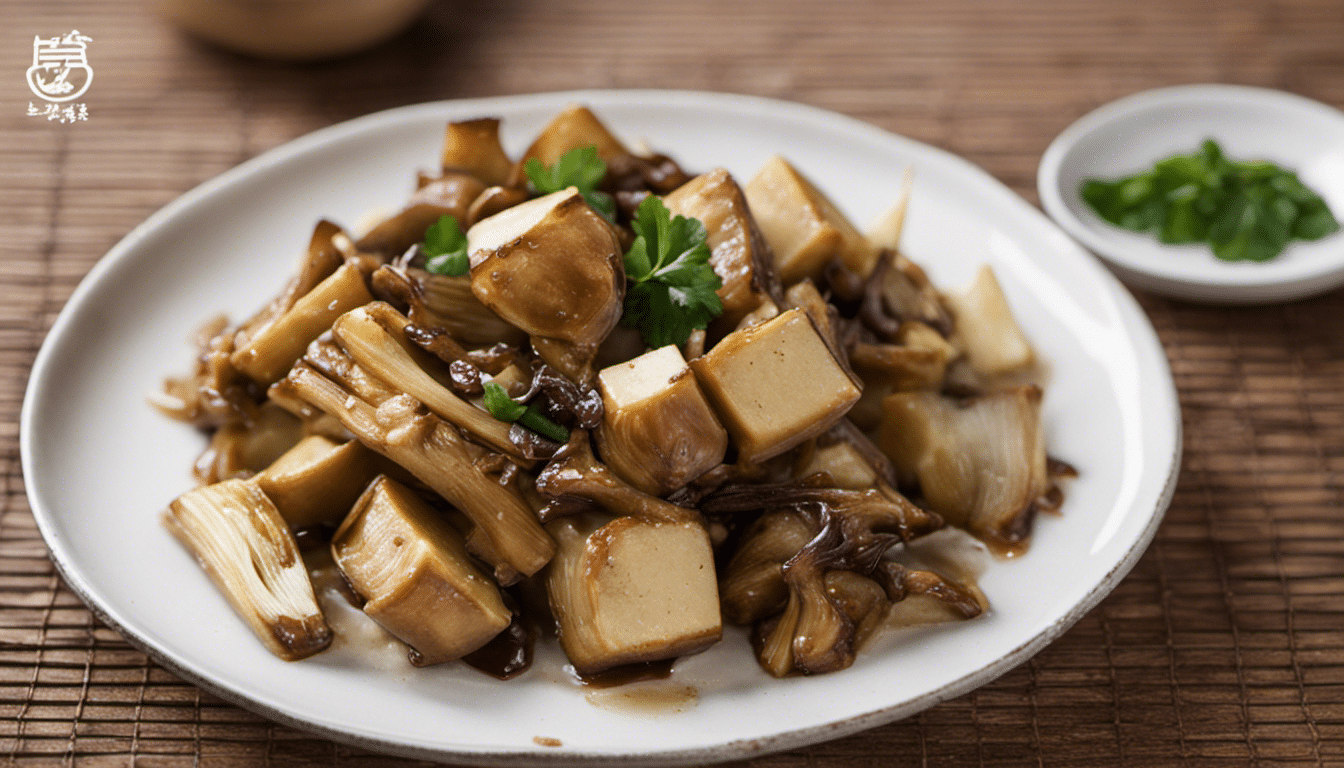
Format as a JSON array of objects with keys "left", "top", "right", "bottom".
[
  {"left": 22, "top": 91, "right": 1180, "bottom": 765},
  {"left": 1038, "top": 84, "right": 1344, "bottom": 303}
]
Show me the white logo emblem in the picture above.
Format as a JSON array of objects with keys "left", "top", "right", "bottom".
[{"left": 26, "top": 30, "right": 93, "bottom": 103}]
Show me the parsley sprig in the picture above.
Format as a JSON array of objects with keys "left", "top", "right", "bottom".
[
  {"left": 482, "top": 382, "right": 569, "bottom": 443},
  {"left": 620, "top": 195, "right": 723, "bottom": 348},
  {"left": 524, "top": 146, "right": 617, "bottom": 222},
  {"left": 1081, "top": 139, "right": 1340, "bottom": 262},
  {"left": 421, "top": 215, "right": 470, "bottom": 276}
]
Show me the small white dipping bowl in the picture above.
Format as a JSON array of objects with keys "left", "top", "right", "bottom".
[{"left": 1038, "top": 84, "right": 1344, "bottom": 303}]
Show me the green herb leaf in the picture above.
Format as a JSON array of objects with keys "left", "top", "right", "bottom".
[
  {"left": 524, "top": 146, "right": 617, "bottom": 222},
  {"left": 482, "top": 382, "right": 527, "bottom": 421},
  {"left": 620, "top": 195, "right": 722, "bottom": 348},
  {"left": 1294, "top": 203, "right": 1341, "bottom": 240},
  {"left": 1079, "top": 139, "right": 1340, "bottom": 263},
  {"left": 481, "top": 382, "right": 569, "bottom": 443},
  {"left": 421, "top": 215, "right": 470, "bottom": 276},
  {"left": 517, "top": 408, "right": 570, "bottom": 444}
]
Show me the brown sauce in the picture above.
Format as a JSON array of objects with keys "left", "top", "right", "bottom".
[
  {"left": 574, "top": 659, "right": 674, "bottom": 688},
  {"left": 584, "top": 683, "right": 699, "bottom": 715},
  {"left": 463, "top": 613, "right": 533, "bottom": 680}
]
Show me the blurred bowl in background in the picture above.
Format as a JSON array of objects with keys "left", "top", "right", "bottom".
[{"left": 155, "top": 0, "right": 434, "bottom": 60}]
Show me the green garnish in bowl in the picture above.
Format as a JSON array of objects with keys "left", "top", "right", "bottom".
[{"left": 1080, "top": 139, "right": 1339, "bottom": 262}]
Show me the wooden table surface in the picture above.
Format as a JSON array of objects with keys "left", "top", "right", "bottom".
[{"left": 3, "top": 0, "right": 1342, "bottom": 765}]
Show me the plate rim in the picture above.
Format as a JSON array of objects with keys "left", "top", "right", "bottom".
[
  {"left": 1037, "top": 83, "right": 1344, "bottom": 303},
  {"left": 21, "top": 88, "right": 1183, "bottom": 766}
]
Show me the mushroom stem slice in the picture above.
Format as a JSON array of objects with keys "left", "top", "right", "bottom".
[
  {"left": 284, "top": 363, "right": 554, "bottom": 585},
  {"left": 165, "top": 479, "right": 331, "bottom": 661},
  {"left": 537, "top": 431, "right": 698, "bottom": 526},
  {"left": 331, "top": 303, "right": 527, "bottom": 462},
  {"left": 332, "top": 476, "right": 511, "bottom": 666},
  {"left": 230, "top": 262, "right": 373, "bottom": 385},
  {"left": 545, "top": 514, "right": 722, "bottom": 675}
]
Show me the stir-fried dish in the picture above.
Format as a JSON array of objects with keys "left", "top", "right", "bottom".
[{"left": 152, "top": 106, "right": 1076, "bottom": 679}]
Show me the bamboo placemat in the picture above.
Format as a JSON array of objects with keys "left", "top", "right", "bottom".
[{"left": 2, "top": 0, "right": 1341, "bottom": 764}]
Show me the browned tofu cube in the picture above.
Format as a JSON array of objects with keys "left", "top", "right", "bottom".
[
  {"left": 546, "top": 515, "right": 722, "bottom": 675},
  {"left": 690, "top": 309, "right": 861, "bottom": 463},
  {"left": 595, "top": 345, "right": 728, "bottom": 496},
  {"left": 509, "top": 105, "right": 629, "bottom": 187},
  {"left": 254, "top": 436, "right": 381, "bottom": 529},
  {"left": 332, "top": 477, "right": 511, "bottom": 666},
  {"left": 744, "top": 156, "right": 879, "bottom": 282},
  {"left": 663, "top": 169, "right": 779, "bottom": 329}
]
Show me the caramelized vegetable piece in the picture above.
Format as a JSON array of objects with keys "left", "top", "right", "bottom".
[
  {"left": 793, "top": 420, "right": 897, "bottom": 490},
  {"left": 231, "top": 220, "right": 350, "bottom": 357},
  {"left": 510, "top": 105, "right": 629, "bottom": 186},
  {"left": 690, "top": 309, "right": 861, "bottom": 463},
  {"left": 864, "top": 169, "right": 914, "bottom": 256},
  {"left": 441, "top": 118, "right": 513, "bottom": 186},
  {"left": 729, "top": 502, "right": 979, "bottom": 677},
  {"left": 720, "top": 510, "right": 816, "bottom": 624},
  {"left": 948, "top": 265, "right": 1034, "bottom": 378},
  {"left": 848, "top": 321, "right": 956, "bottom": 431},
  {"left": 164, "top": 479, "right": 331, "bottom": 660},
  {"left": 745, "top": 156, "right": 880, "bottom": 282},
  {"left": 595, "top": 345, "right": 728, "bottom": 496},
  {"left": 545, "top": 514, "right": 722, "bottom": 675},
  {"left": 332, "top": 476, "right": 511, "bottom": 666},
  {"left": 354, "top": 172, "right": 486, "bottom": 257},
  {"left": 878, "top": 386, "right": 1047, "bottom": 549},
  {"left": 254, "top": 435, "right": 381, "bottom": 529},
  {"left": 467, "top": 186, "right": 531, "bottom": 227},
  {"left": 662, "top": 169, "right": 783, "bottom": 330},
  {"left": 151, "top": 315, "right": 256, "bottom": 430},
  {"left": 230, "top": 262, "right": 373, "bottom": 385},
  {"left": 285, "top": 363, "right": 554, "bottom": 585},
  {"left": 195, "top": 401, "right": 303, "bottom": 485},
  {"left": 467, "top": 188, "right": 624, "bottom": 384}
]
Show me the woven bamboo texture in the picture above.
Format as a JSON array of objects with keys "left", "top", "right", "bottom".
[{"left": 2, "top": 0, "right": 1342, "bottom": 765}]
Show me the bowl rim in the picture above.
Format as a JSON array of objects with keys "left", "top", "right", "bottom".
[{"left": 1037, "top": 83, "right": 1344, "bottom": 303}]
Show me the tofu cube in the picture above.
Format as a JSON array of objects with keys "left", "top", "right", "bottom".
[
  {"left": 332, "top": 477, "right": 511, "bottom": 666},
  {"left": 547, "top": 515, "right": 722, "bottom": 674},
  {"left": 254, "top": 436, "right": 381, "bottom": 529},
  {"left": 744, "top": 156, "right": 880, "bottom": 283},
  {"left": 690, "top": 309, "right": 861, "bottom": 463},
  {"left": 595, "top": 345, "right": 728, "bottom": 496}
]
